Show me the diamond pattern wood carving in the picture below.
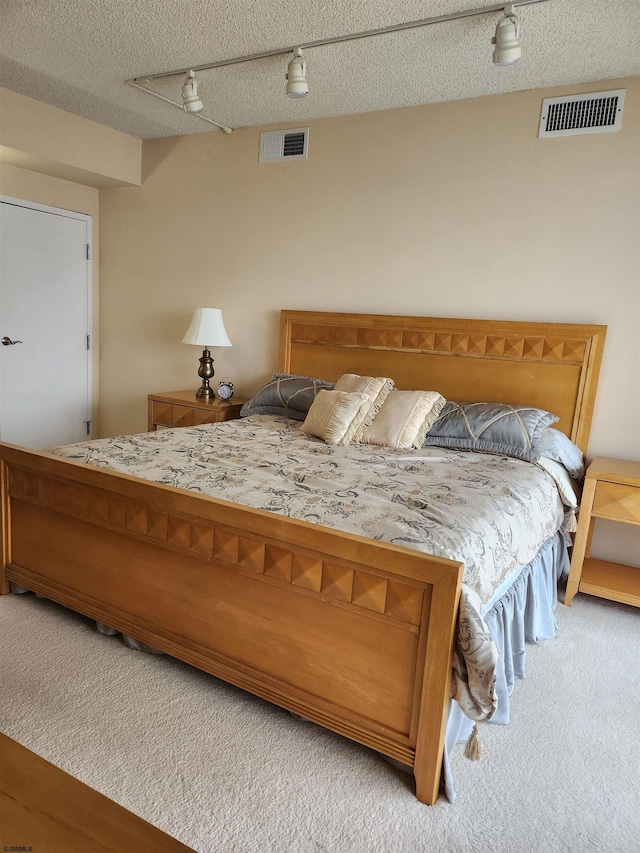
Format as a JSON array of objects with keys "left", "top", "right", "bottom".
[
  {"left": 593, "top": 482, "right": 640, "bottom": 524},
  {"left": 9, "top": 468, "right": 424, "bottom": 627},
  {"left": 290, "top": 323, "right": 587, "bottom": 363}
]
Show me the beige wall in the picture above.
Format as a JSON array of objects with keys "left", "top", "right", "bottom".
[
  {"left": 0, "top": 87, "right": 141, "bottom": 188},
  {"left": 0, "top": 161, "right": 99, "bottom": 215},
  {"left": 99, "top": 76, "right": 639, "bottom": 566}
]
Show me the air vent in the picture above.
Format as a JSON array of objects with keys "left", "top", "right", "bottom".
[
  {"left": 539, "top": 89, "right": 625, "bottom": 138},
  {"left": 259, "top": 128, "right": 309, "bottom": 162}
]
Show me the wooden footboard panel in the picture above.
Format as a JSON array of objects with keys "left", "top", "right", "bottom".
[{"left": 0, "top": 446, "right": 463, "bottom": 804}]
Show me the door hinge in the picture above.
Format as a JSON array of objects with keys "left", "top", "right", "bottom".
[
  {"left": 87, "top": 334, "right": 91, "bottom": 350},
  {"left": 86, "top": 244, "right": 91, "bottom": 260},
  {"left": 83, "top": 420, "right": 92, "bottom": 436}
]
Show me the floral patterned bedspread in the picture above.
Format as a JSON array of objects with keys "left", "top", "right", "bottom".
[{"left": 50, "top": 414, "right": 567, "bottom": 721}]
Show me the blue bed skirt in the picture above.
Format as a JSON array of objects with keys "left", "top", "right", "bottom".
[{"left": 442, "top": 529, "right": 570, "bottom": 802}]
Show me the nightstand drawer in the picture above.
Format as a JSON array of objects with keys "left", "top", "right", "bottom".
[
  {"left": 152, "top": 401, "right": 174, "bottom": 426},
  {"left": 193, "top": 409, "right": 221, "bottom": 425},
  {"left": 152, "top": 402, "right": 195, "bottom": 427},
  {"left": 173, "top": 405, "right": 195, "bottom": 427},
  {"left": 592, "top": 481, "right": 640, "bottom": 524}
]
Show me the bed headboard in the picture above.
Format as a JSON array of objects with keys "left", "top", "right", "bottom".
[{"left": 278, "top": 311, "right": 606, "bottom": 454}]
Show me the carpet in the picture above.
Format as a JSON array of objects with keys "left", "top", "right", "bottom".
[{"left": 1, "top": 591, "right": 638, "bottom": 852}]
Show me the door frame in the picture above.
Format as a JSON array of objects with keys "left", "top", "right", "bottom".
[{"left": 0, "top": 195, "right": 94, "bottom": 440}]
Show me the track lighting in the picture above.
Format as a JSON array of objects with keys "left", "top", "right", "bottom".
[
  {"left": 182, "top": 70, "right": 204, "bottom": 113},
  {"left": 285, "top": 49, "right": 308, "bottom": 99},
  {"left": 492, "top": 5, "right": 522, "bottom": 66},
  {"left": 130, "top": 1, "right": 549, "bottom": 130}
]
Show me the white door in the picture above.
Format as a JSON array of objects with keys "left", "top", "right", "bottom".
[{"left": 0, "top": 199, "right": 92, "bottom": 449}]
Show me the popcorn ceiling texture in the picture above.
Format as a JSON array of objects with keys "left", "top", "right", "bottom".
[{"left": 0, "top": 0, "right": 638, "bottom": 139}]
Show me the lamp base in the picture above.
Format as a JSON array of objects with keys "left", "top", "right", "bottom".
[
  {"left": 196, "top": 348, "right": 215, "bottom": 400},
  {"left": 196, "top": 383, "right": 215, "bottom": 400}
]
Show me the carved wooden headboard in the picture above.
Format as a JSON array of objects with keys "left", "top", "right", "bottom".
[{"left": 278, "top": 311, "right": 606, "bottom": 454}]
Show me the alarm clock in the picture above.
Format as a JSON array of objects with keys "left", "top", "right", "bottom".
[{"left": 217, "top": 378, "right": 234, "bottom": 400}]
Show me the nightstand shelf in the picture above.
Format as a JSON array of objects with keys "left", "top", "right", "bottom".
[
  {"left": 148, "top": 390, "right": 246, "bottom": 431},
  {"left": 578, "top": 558, "right": 640, "bottom": 607},
  {"left": 565, "top": 456, "right": 640, "bottom": 607}
]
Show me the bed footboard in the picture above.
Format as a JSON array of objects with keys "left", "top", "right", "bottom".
[{"left": 0, "top": 445, "right": 463, "bottom": 805}]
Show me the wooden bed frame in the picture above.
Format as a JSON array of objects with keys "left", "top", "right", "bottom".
[{"left": 0, "top": 311, "right": 606, "bottom": 805}]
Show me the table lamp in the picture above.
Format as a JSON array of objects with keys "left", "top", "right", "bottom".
[{"left": 181, "top": 308, "right": 232, "bottom": 400}]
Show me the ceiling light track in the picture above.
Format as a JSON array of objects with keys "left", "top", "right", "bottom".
[
  {"left": 127, "top": 0, "right": 549, "bottom": 133},
  {"left": 128, "top": 80, "right": 233, "bottom": 133}
]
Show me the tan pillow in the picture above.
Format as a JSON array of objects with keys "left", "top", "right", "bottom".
[
  {"left": 300, "top": 390, "right": 371, "bottom": 446},
  {"left": 333, "top": 373, "right": 395, "bottom": 443},
  {"left": 361, "top": 391, "right": 446, "bottom": 449}
]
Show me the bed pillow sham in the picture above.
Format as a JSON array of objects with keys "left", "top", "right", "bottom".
[
  {"left": 240, "top": 373, "right": 334, "bottom": 421},
  {"left": 300, "top": 390, "right": 371, "bottom": 445},
  {"left": 423, "top": 401, "right": 559, "bottom": 462},
  {"left": 361, "top": 390, "right": 446, "bottom": 449},
  {"left": 540, "top": 427, "right": 585, "bottom": 480},
  {"left": 333, "top": 373, "right": 395, "bottom": 443}
]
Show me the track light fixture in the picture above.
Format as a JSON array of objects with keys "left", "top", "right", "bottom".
[
  {"left": 492, "top": 5, "right": 522, "bottom": 66},
  {"left": 128, "top": 1, "right": 549, "bottom": 132},
  {"left": 286, "top": 49, "right": 309, "bottom": 99},
  {"left": 182, "top": 70, "right": 204, "bottom": 113}
]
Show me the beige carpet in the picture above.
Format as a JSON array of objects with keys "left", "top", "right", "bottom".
[{"left": 1, "top": 590, "right": 638, "bottom": 852}]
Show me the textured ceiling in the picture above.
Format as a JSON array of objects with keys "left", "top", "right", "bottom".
[{"left": 1, "top": 0, "right": 638, "bottom": 140}]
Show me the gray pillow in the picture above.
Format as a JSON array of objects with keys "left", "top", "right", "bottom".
[
  {"left": 240, "top": 373, "right": 334, "bottom": 421},
  {"left": 541, "top": 428, "right": 585, "bottom": 480},
  {"left": 423, "top": 401, "right": 559, "bottom": 462}
]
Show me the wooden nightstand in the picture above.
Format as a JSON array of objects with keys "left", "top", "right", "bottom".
[
  {"left": 565, "top": 456, "right": 640, "bottom": 607},
  {"left": 148, "top": 390, "right": 246, "bottom": 431}
]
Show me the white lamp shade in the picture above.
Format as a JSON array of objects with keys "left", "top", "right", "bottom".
[{"left": 181, "top": 308, "right": 232, "bottom": 347}]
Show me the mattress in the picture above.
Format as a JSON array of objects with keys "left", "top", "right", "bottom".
[{"left": 52, "top": 414, "right": 566, "bottom": 598}]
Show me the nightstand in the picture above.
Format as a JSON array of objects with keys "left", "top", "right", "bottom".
[
  {"left": 565, "top": 456, "right": 640, "bottom": 607},
  {"left": 148, "top": 390, "right": 246, "bottom": 431}
]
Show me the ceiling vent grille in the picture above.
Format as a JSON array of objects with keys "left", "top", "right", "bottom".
[
  {"left": 539, "top": 90, "right": 625, "bottom": 138},
  {"left": 259, "top": 128, "right": 309, "bottom": 162}
]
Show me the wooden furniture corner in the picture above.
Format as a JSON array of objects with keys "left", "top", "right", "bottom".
[
  {"left": 0, "top": 732, "right": 194, "bottom": 852},
  {"left": 565, "top": 456, "right": 640, "bottom": 607}
]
